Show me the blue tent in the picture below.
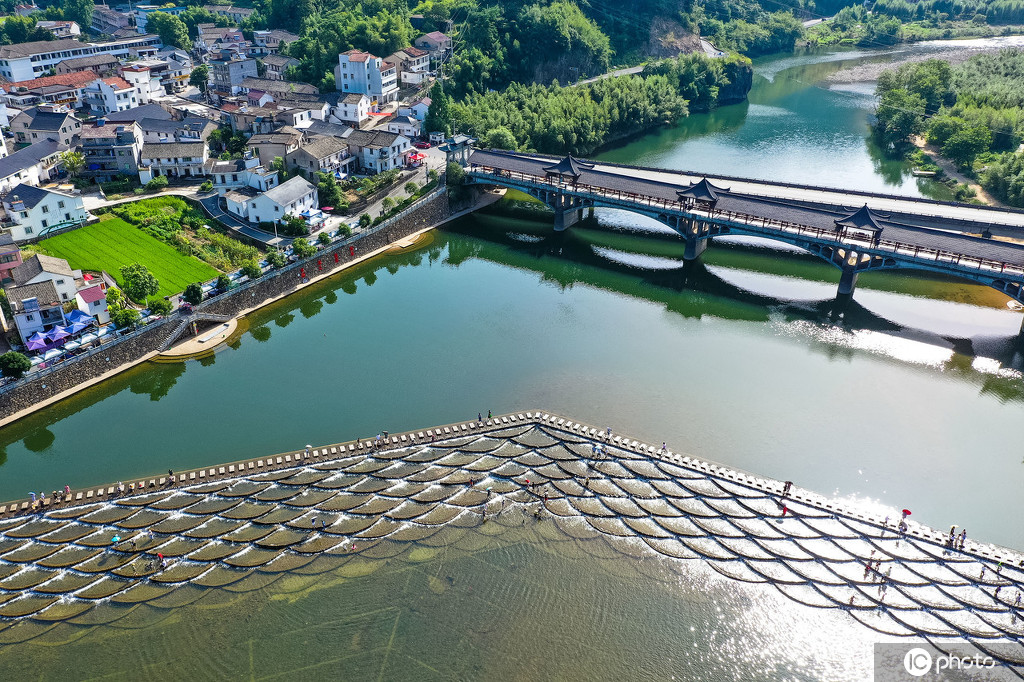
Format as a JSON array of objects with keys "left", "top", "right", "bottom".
[{"left": 66, "top": 309, "right": 94, "bottom": 325}]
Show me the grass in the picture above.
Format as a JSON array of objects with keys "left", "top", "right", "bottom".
[{"left": 34, "top": 216, "right": 218, "bottom": 298}]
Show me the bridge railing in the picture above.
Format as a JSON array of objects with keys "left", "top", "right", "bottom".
[{"left": 469, "top": 166, "right": 1024, "bottom": 281}]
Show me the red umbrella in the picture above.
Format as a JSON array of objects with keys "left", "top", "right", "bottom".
[{"left": 902, "top": 509, "right": 912, "bottom": 517}]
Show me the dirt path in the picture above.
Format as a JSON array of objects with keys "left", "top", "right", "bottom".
[{"left": 910, "top": 136, "right": 1004, "bottom": 208}]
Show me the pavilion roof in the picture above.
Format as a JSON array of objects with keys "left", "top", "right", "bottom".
[
  {"left": 542, "top": 154, "right": 594, "bottom": 178},
  {"left": 834, "top": 204, "right": 885, "bottom": 232},
  {"left": 677, "top": 177, "right": 729, "bottom": 203}
]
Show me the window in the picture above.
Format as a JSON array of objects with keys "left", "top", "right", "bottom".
[
  {"left": 61, "top": 293, "right": 68, "bottom": 300},
  {"left": 41, "top": 205, "right": 49, "bottom": 213},
  {"left": 58, "top": 201, "right": 64, "bottom": 208},
  {"left": 40, "top": 219, "right": 47, "bottom": 228},
  {"left": 24, "top": 226, "right": 32, "bottom": 234},
  {"left": 65, "top": 213, "right": 70, "bottom": 221},
  {"left": 25, "top": 314, "right": 34, "bottom": 321},
  {"left": 56, "top": 279, "right": 64, "bottom": 285},
  {"left": 232, "top": 174, "right": 238, "bottom": 181}
]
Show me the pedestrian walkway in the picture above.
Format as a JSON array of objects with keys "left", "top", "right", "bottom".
[{"left": 0, "top": 412, "right": 1022, "bottom": 664}]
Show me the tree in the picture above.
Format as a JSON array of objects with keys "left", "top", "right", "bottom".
[
  {"left": 381, "top": 197, "right": 395, "bottom": 213},
  {"left": 446, "top": 162, "right": 465, "bottom": 186},
  {"left": 266, "top": 251, "right": 286, "bottom": 268},
  {"left": 60, "top": 151, "right": 85, "bottom": 179},
  {"left": 106, "top": 287, "right": 125, "bottom": 310},
  {"left": 279, "top": 213, "right": 308, "bottom": 236},
  {"left": 240, "top": 259, "right": 263, "bottom": 279},
  {"left": 292, "top": 237, "right": 316, "bottom": 258},
  {"left": 110, "top": 307, "right": 140, "bottom": 329},
  {"left": 317, "top": 231, "right": 331, "bottom": 246},
  {"left": 62, "top": 0, "right": 93, "bottom": 29},
  {"left": 0, "top": 351, "right": 31, "bottom": 379},
  {"left": 942, "top": 124, "right": 992, "bottom": 169},
  {"left": 215, "top": 274, "right": 231, "bottom": 291},
  {"left": 183, "top": 282, "right": 204, "bottom": 305},
  {"left": 147, "top": 297, "right": 172, "bottom": 316},
  {"left": 147, "top": 12, "right": 190, "bottom": 49},
  {"left": 315, "top": 171, "right": 342, "bottom": 209},
  {"left": 120, "top": 263, "right": 160, "bottom": 304},
  {"left": 874, "top": 88, "right": 926, "bottom": 150},
  {"left": 484, "top": 126, "right": 517, "bottom": 150},
  {"left": 358, "top": 213, "right": 371, "bottom": 228},
  {"left": 271, "top": 156, "right": 289, "bottom": 180},
  {"left": 190, "top": 64, "right": 209, "bottom": 93},
  {"left": 427, "top": 168, "right": 439, "bottom": 183},
  {"left": 425, "top": 83, "right": 454, "bottom": 136},
  {"left": 405, "top": 181, "right": 419, "bottom": 195}
]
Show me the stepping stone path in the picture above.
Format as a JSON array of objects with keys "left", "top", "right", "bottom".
[{"left": 0, "top": 412, "right": 1023, "bottom": 664}]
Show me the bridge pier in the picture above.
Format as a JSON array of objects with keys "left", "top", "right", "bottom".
[
  {"left": 554, "top": 207, "right": 582, "bottom": 232},
  {"left": 837, "top": 268, "right": 858, "bottom": 297},
  {"left": 683, "top": 238, "right": 707, "bottom": 261}
]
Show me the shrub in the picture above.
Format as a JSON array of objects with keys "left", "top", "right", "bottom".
[
  {"left": 358, "top": 214, "right": 371, "bottom": 228},
  {"left": 317, "top": 232, "right": 331, "bottom": 246},
  {"left": 0, "top": 351, "right": 31, "bottom": 378},
  {"left": 338, "top": 223, "right": 352, "bottom": 237},
  {"left": 145, "top": 176, "right": 169, "bottom": 191},
  {"left": 405, "top": 181, "right": 418, "bottom": 195},
  {"left": 258, "top": 221, "right": 276, "bottom": 232},
  {"left": 110, "top": 307, "right": 140, "bottom": 329},
  {"left": 216, "top": 274, "right": 231, "bottom": 291},
  {"left": 199, "top": 180, "right": 213, "bottom": 192}
]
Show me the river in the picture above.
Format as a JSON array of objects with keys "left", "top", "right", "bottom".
[{"left": 2, "top": 39, "right": 1023, "bottom": 680}]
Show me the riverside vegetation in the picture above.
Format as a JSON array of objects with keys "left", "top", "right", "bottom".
[{"left": 872, "top": 49, "right": 1024, "bottom": 206}]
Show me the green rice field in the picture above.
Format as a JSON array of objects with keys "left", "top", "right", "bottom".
[{"left": 35, "top": 216, "right": 218, "bottom": 299}]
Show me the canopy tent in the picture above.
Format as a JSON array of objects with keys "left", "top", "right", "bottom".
[
  {"left": 66, "top": 309, "right": 95, "bottom": 326},
  {"left": 42, "top": 348, "right": 63, "bottom": 361},
  {"left": 63, "top": 340, "right": 82, "bottom": 351},
  {"left": 26, "top": 332, "right": 49, "bottom": 351},
  {"left": 44, "top": 326, "right": 70, "bottom": 343},
  {"left": 79, "top": 332, "right": 98, "bottom": 344},
  {"left": 95, "top": 326, "right": 112, "bottom": 338},
  {"left": 66, "top": 319, "right": 90, "bottom": 334}
]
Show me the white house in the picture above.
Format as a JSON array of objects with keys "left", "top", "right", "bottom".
[
  {"left": 414, "top": 31, "right": 453, "bottom": 61},
  {"left": 0, "top": 35, "right": 162, "bottom": 82},
  {"left": 37, "top": 21, "right": 82, "bottom": 38},
  {"left": 120, "top": 63, "right": 166, "bottom": 103},
  {"left": 387, "top": 47, "right": 430, "bottom": 86},
  {"left": 0, "top": 139, "right": 66, "bottom": 194},
  {"left": 286, "top": 136, "right": 354, "bottom": 177},
  {"left": 225, "top": 175, "right": 318, "bottom": 225},
  {"left": 208, "top": 152, "right": 279, "bottom": 195},
  {"left": 138, "top": 141, "right": 209, "bottom": 181},
  {"left": 331, "top": 92, "right": 371, "bottom": 128},
  {"left": 8, "top": 253, "right": 82, "bottom": 302},
  {"left": 399, "top": 97, "right": 431, "bottom": 122},
  {"left": 2, "top": 185, "right": 88, "bottom": 242},
  {"left": 387, "top": 115, "right": 421, "bottom": 140},
  {"left": 75, "top": 283, "right": 109, "bottom": 324},
  {"left": 82, "top": 77, "right": 138, "bottom": 115},
  {"left": 4, "top": 279, "right": 66, "bottom": 345},
  {"left": 346, "top": 129, "right": 410, "bottom": 173},
  {"left": 335, "top": 50, "right": 398, "bottom": 105}
]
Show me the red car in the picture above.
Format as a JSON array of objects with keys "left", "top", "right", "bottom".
[{"left": 413, "top": 141, "right": 431, "bottom": 149}]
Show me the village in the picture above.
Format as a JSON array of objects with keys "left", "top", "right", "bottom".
[{"left": 0, "top": 4, "right": 461, "bottom": 378}]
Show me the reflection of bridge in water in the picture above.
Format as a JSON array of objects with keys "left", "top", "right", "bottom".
[
  {"left": 464, "top": 150, "right": 1024, "bottom": 329},
  {"left": 1, "top": 414, "right": 1023, "bottom": 666}
]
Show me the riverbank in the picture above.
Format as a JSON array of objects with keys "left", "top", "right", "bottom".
[
  {"left": 910, "top": 135, "right": 1004, "bottom": 208},
  {"left": 825, "top": 35, "right": 1024, "bottom": 83}
]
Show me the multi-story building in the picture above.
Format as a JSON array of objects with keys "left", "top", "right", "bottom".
[
  {"left": 82, "top": 76, "right": 138, "bottom": 115},
  {"left": 250, "top": 29, "right": 298, "bottom": 55},
  {"left": 75, "top": 284, "right": 109, "bottom": 325},
  {"left": 133, "top": 5, "right": 186, "bottom": 33},
  {"left": 208, "top": 53, "right": 258, "bottom": 98},
  {"left": 335, "top": 50, "right": 398, "bottom": 105},
  {"left": 0, "top": 71, "right": 98, "bottom": 110},
  {"left": 4, "top": 279, "right": 66, "bottom": 345},
  {"left": 55, "top": 54, "right": 120, "bottom": 76},
  {"left": 286, "top": 136, "right": 354, "bottom": 177},
  {"left": 0, "top": 35, "right": 161, "bottom": 82},
  {"left": 262, "top": 54, "right": 298, "bottom": 81},
  {"left": 331, "top": 92, "right": 371, "bottom": 128},
  {"left": 37, "top": 21, "right": 82, "bottom": 39},
  {"left": 399, "top": 97, "right": 431, "bottom": 122},
  {"left": 120, "top": 62, "right": 167, "bottom": 102},
  {"left": 345, "top": 129, "right": 410, "bottom": 173},
  {"left": 247, "top": 127, "right": 302, "bottom": 167},
  {"left": 138, "top": 141, "right": 209, "bottom": 181},
  {"left": 10, "top": 107, "right": 82, "bottom": 147},
  {"left": 91, "top": 6, "right": 134, "bottom": 36},
  {"left": 414, "top": 31, "right": 452, "bottom": 61},
  {"left": 203, "top": 5, "right": 256, "bottom": 23},
  {"left": 207, "top": 152, "right": 278, "bottom": 195},
  {"left": 387, "top": 46, "right": 430, "bottom": 86},
  {"left": 2, "top": 187, "right": 87, "bottom": 241},
  {"left": 8, "top": 254, "right": 82, "bottom": 302},
  {"left": 0, "top": 138, "right": 66, "bottom": 193},
  {"left": 138, "top": 115, "right": 215, "bottom": 144},
  {"left": 79, "top": 120, "right": 142, "bottom": 182},
  {"left": 387, "top": 114, "right": 420, "bottom": 140},
  {"left": 0, "top": 233, "right": 22, "bottom": 285},
  {"left": 224, "top": 175, "right": 318, "bottom": 225}
]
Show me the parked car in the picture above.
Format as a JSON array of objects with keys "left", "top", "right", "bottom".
[{"left": 413, "top": 141, "right": 431, "bottom": 149}]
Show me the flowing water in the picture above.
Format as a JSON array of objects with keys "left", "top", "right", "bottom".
[{"left": 3, "top": 39, "right": 1024, "bottom": 679}]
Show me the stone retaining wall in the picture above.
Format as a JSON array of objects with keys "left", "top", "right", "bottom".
[{"left": 0, "top": 190, "right": 451, "bottom": 422}]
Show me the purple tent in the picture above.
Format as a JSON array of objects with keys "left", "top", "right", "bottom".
[
  {"left": 26, "top": 332, "right": 48, "bottom": 351},
  {"left": 44, "top": 326, "right": 70, "bottom": 343}
]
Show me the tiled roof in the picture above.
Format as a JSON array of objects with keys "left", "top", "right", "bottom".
[
  {"left": 0, "top": 39, "right": 85, "bottom": 59},
  {"left": 262, "top": 175, "right": 314, "bottom": 206},
  {"left": 76, "top": 284, "right": 106, "bottom": 303},
  {"left": 10, "top": 252, "right": 74, "bottom": 285},
  {"left": 0, "top": 138, "right": 64, "bottom": 179},
  {"left": 341, "top": 49, "right": 371, "bottom": 62},
  {"left": 422, "top": 31, "right": 449, "bottom": 42},
  {"left": 296, "top": 135, "right": 348, "bottom": 159},
  {"left": 141, "top": 142, "right": 206, "bottom": 159},
  {"left": 13, "top": 107, "right": 76, "bottom": 131},
  {"left": 240, "top": 77, "right": 318, "bottom": 95},
  {"left": 347, "top": 129, "right": 402, "bottom": 149},
  {"left": 7, "top": 280, "right": 61, "bottom": 311},
  {"left": 56, "top": 54, "right": 119, "bottom": 68},
  {"left": 262, "top": 54, "right": 298, "bottom": 67},
  {"left": 2, "top": 71, "right": 97, "bottom": 92},
  {"left": 101, "top": 76, "right": 132, "bottom": 90},
  {"left": 104, "top": 103, "right": 171, "bottom": 122}
]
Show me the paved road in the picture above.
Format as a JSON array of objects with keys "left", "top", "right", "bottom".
[{"left": 577, "top": 66, "right": 644, "bottom": 86}]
